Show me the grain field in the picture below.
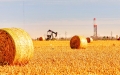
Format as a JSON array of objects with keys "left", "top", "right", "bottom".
[{"left": 0, "top": 40, "right": 120, "bottom": 75}]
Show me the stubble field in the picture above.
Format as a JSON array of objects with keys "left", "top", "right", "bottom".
[{"left": 0, "top": 40, "right": 120, "bottom": 75}]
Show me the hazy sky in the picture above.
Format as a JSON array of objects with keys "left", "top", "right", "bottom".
[{"left": 0, "top": 0, "right": 120, "bottom": 39}]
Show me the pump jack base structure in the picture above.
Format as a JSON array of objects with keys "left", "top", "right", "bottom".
[{"left": 46, "top": 29, "right": 57, "bottom": 41}]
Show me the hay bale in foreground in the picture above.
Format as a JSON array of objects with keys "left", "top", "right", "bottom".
[
  {"left": 70, "top": 35, "right": 87, "bottom": 49},
  {"left": 0, "top": 28, "right": 34, "bottom": 65}
]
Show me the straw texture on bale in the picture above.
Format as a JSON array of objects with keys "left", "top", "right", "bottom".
[
  {"left": 70, "top": 35, "right": 87, "bottom": 49},
  {"left": 0, "top": 28, "right": 34, "bottom": 65}
]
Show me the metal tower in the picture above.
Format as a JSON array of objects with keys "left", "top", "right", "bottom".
[{"left": 93, "top": 18, "right": 97, "bottom": 38}]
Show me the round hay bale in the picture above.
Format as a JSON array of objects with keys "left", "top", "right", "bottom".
[
  {"left": 90, "top": 37, "right": 93, "bottom": 42},
  {"left": 86, "top": 37, "right": 90, "bottom": 43},
  {"left": 38, "top": 37, "right": 44, "bottom": 41},
  {"left": 0, "top": 28, "right": 34, "bottom": 65},
  {"left": 70, "top": 35, "right": 87, "bottom": 49},
  {"left": 86, "top": 37, "right": 93, "bottom": 43}
]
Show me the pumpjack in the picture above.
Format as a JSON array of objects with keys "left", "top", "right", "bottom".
[{"left": 46, "top": 29, "right": 57, "bottom": 40}]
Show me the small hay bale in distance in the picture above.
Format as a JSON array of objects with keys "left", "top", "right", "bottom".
[
  {"left": 90, "top": 37, "right": 93, "bottom": 42},
  {"left": 0, "top": 28, "right": 34, "bottom": 66},
  {"left": 86, "top": 37, "right": 93, "bottom": 43},
  {"left": 37, "top": 36, "right": 45, "bottom": 41},
  {"left": 38, "top": 37, "right": 44, "bottom": 41},
  {"left": 86, "top": 37, "right": 90, "bottom": 43},
  {"left": 70, "top": 35, "right": 87, "bottom": 49}
]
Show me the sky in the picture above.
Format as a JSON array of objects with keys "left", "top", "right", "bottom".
[{"left": 0, "top": 0, "right": 120, "bottom": 39}]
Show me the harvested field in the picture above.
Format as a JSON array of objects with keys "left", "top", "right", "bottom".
[{"left": 0, "top": 40, "right": 120, "bottom": 75}]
